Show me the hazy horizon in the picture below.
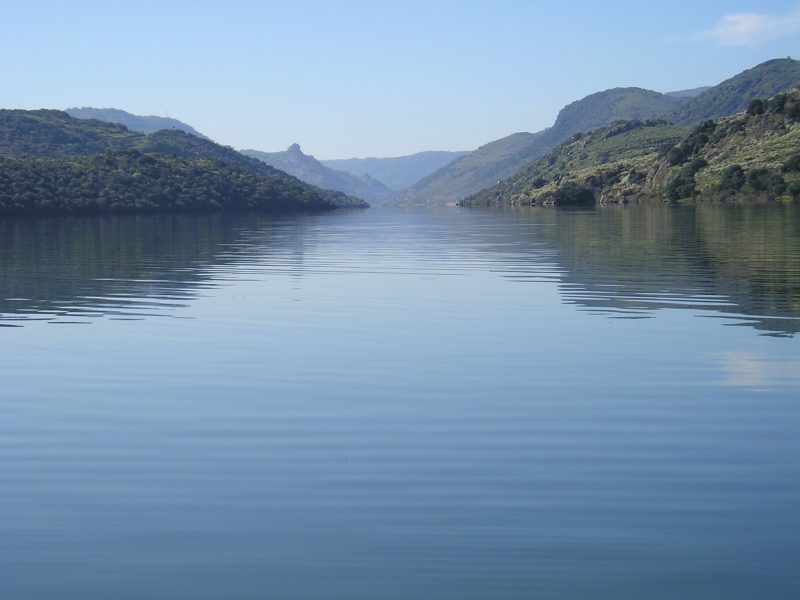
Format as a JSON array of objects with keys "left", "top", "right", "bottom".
[{"left": 2, "top": 0, "right": 799, "bottom": 159}]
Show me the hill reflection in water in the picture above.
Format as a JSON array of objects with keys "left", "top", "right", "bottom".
[{"left": 0, "top": 204, "right": 798, "bottom": 336}]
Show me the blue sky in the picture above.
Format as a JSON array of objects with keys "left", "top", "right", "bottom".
[{"left": 2, "top": 1, "right": 799, "bottom": 158}]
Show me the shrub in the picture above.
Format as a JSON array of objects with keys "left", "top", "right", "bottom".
[
  {"left": 719, "top": 165, "right": 745, "bottom": 193},
  {"left": 531, "top": 176, "right": 547, "bottom": 189},
  {"left": 768, "top": 93, "right": 787, "bottom": 114},
  {"left": 747, "top": 99, "right": 766, "bottom": 116},
  {"left": 781, "top": 153, "right": 800, "bottom": 173},
  {"left": 667, "top": 146, "right": 685, "bottom": 166},
  {"left": 550, "top": 182, "right": 595, "bottom": 205}
]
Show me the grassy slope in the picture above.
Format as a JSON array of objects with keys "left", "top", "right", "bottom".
[
  {"left": 403, "top": 88, "right": 687, "bottom": 204},
  {"left": 462, "top": 88, "right": 800, "bottom": 207},
  {"left": 461, "top": 121, "right": 688, "bottom": 206},
  {"left": 668, "top": 58, "right": 800, "bottom": 126}
]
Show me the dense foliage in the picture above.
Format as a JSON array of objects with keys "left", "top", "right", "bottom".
[
  {"left": 0, "top": 110, "right": 366, "bottom": 214},
  {"left": 0, "top": 109, "right": 141, "bottom": 157},
  {"left": 66, "top": 107, "right": 209, "bottom": 138},
  {"left": 0, "top": 151, "right": 353, "bottom": 214}
]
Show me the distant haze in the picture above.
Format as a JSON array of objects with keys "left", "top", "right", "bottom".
[{"left": 321, "top": 151, "right": 470, "bottom": 190}]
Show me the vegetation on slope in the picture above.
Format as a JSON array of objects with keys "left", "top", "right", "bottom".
[
  {"left": 0, "top": 151, "right": 359, "bottom": 215},
  {"left": 0, "top": 109, "right": 142, "bottom": 157},
  {"left": 406, "top": 59, "right": 800, "bottom": 205},
  {"left": 547, "top": 88, "right": 683, "bottom": 139},
  {"left": 403, "top": 88, "right": 690, "bottom": 204},
  {"left": 461, "top": 89, "right": 800, "bottom": 207},
  {"left": 660, "top": 90, "right": 800, "bottom": 202},
  {"left": 66, "top": 107, "right": 209, "bottom": 139},
  {"left": 462, "top": 120, "right": 688, "bottom": 206},
  {"left": 0, "top": 110, "right": 366, "bottom": 214},
  {"left": 667, "top": 58, "right": 800, "bottom": 126}
]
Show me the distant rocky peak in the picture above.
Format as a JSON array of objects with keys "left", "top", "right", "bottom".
[{"left": 287, "top": 143, "right": 303, "bottom": 154}]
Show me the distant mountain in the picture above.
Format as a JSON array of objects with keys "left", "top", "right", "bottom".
[
  {"left": 400, "top": 132, "right": 544, "bottom": 204},
  {"left": 461, "top": 88, "right": 800, "bottom": 207},
  {"left": 321, "top": 151, "right": 470, "bottom": 190},
  {"left": 0, "top": 109, "right": 366, "bottom": 214},
  {"left": 403, "top": 88, "right": 687, "bottom": 204},
  {"left": 665, "top": 86, "right": 712, "bottom": 99},
  {"left": 667, "top": 58, "right": 800, "bottom": 126},
  {"left": 66, "top": 107, "right": 209, "bottom": 139},
  {"left": 243, "top": 144, "right": 391, "bottom": 204}
]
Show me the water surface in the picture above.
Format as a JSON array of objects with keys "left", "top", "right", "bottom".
[{"left": 2, "top": 205, "right": 799, "bottom": 599}]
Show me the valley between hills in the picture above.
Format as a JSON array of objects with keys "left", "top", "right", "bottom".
[{"left": 1, "top": 58, "right": 799, "bottom": 214}]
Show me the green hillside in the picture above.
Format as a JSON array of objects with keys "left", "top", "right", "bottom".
[
  {"left": 668, "top": 58, "right": 800, "bottom": 126},
  {"left": 461, "top": 89, "right": 800, "bottom": 207},
  {"left": 462, "top": 120, "right": 688, "bottom": 206},
  {"left": 405, "top": 59, "right": 800, "bottom": 205},
  {"left": 0, "top": 110, "right": 366, "bottom": 214},
  {"left": 403, "top": 88, "right": 689, "bottom": 204},
  {"left": 548, "top": 88, "right": 683, "bottom": 139},
  {"left": 66, "top": 107, "right": 209, "bottom": 139}
]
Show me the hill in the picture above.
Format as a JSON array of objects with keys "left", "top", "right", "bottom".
[
  {"left": 461, "top": 89, "right": 800, "bottom": 207},
  {"left": 665, "top": 86, "right": 712, "bottom": 99},
  {"left": 66, "top": 107, "right": 209, "bottom": 139},
  {"left": 243, "top": 144, "right": 391, "bottom": 204},
  {"left": 402, "top": 88, "right": 688, "bottom": 204},
  {"left": 0, "top": 109, "right": 366, "bottom": 214},
  {"left": 321, "top": 150, "right": 469, "bottom": 190},
  {"left": 404, "top": 59, "right": 800, "bottom": 205},
  {"left": 667, "top": 58, "right": 800, "bottom": 126}
]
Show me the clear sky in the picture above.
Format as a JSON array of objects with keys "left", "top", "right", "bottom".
[{"left": 2, "top": 1, "right": 799, "bottom": 158}]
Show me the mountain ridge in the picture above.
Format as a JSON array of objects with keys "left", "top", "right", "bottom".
[
  {"left": 401, "top": 88, "right": 688, "bottom": 204},
  {"left": 321, "top": 150, "right": 470, "bottom": 191},
  {"left": 460, "top": 88, "right": 800, "bottom": 207},
  {"left": 403, "top": 58, "right": 800, "bottom": 205},
  {"left": 66, "top": 107, "right": 209, "bottom": 139},
  {"left": 243, "top": 144, "right": 391, "bottom": 204}
]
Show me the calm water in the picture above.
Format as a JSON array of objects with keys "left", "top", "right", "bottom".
[{"left": 2, "top": 204, "right": 799, "bottom": 599}]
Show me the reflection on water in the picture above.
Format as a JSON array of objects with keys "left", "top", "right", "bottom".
[
  {"left": 2, "top": 205, "right": 799, "bottom": 334},
  {"left": 712, "top": 352, "right": 800, "bottom": 389},
  {"left": 1, "top": 205, "right": 799, "bottom": 600}
]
